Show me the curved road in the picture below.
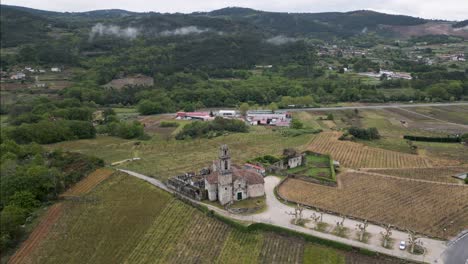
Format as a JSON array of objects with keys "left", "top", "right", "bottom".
[
  {"left": 283, "top": 102, "right": 468, "bottom": 112},
  {"left": 119, "top": 169, "right": 448, "bottom": 264},
  {"left": 442, "top": 231, "right": 468, "bottom": 264}
]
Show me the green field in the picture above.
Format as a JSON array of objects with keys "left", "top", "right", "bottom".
[
  {"left": 288, "top": 154, "right": 334, "bottom": 180},
  {"left": 26, "top": 172, "right": 404, "bottom": 264},
  {"left": 47, "top": 126, "right": 315, "bottom": 181}
]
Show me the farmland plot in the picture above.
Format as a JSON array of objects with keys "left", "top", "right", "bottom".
[
  {"left": 20, "top": 172, "right": 407, "bottom": 264},
  {"left": 365, "top": 166, "right": 468, "bottom": 184},
  {"left": 8, "top": 203, "right": 64, "bottom": 264},
  {"left": 258, "top": 233, "right": 305, "bottom": 264},
  {"left": 29, "top": 173, "right": 172, "bottom": 264},
  {"left": 60, "top": 168, "right": 114, "bottom": 197},
  {"left": 125, "top": 200, "right": 230, "bottom": 264},
  {"left": 278, "top": 172, "right": 468, "bottom": 239},
  {"left": 308, "top": 132, "right": 431, "bottom": 168},
  {"left": 217, "top": 230, "right": 263, "bottom": 264}
]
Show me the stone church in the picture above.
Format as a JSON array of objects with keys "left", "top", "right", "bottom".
[{"left": 205, "top": 145, "right": 265, "bottom": 205}]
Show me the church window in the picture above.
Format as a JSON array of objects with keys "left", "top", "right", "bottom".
[
  {"left": 225, "top": 187, "right": 227, "bottom": 190},
  {"left": 224, "top": 160, "right": 228, "bottom": 170}
]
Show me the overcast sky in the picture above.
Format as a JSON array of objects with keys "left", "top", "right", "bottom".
[{"left": 2, "top": 0, "right": 467, "bottom": 21}]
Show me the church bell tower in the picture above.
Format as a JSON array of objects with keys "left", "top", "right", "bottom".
[{"left": 217, "top": 144, "right": 233, "bottom": 205}]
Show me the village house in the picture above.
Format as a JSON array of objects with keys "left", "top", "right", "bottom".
[
  {"left": 10, "top": 72, "right": 26, "bottom": 80},
  {"left": 216, "top": 110, "right": 238, "bottom": 118},
  {"left": 51, "top": 67, "right": 61, "bottom": 72},
  {"left": 282, "top": 148, "right": 305, "bottom": 169},
  {"left": 175, "top": 111, "right": 213, "bottom": 121},
  {"left": 205, "top": 145, "right": 265, "bottom": 205},
  {"left": 246, "top": 110, "right": 292, "bottom": 127}
]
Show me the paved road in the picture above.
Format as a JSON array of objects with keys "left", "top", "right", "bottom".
[
  {"left": 119, "top": 169, "right": 447, "bottom": 264},
  {"left": 442, "top": 231, "right": 468, "bottom": 264},
  {"left": 283, "top": 102, "right": 468, "bottom": 112}
]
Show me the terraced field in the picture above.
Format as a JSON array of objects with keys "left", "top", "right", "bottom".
[
  {"left": 278, "top": 172, "right": 468, "bottom": 239},
  {"left": 308, "top": 132, "right": 431, "bottom": 168}
]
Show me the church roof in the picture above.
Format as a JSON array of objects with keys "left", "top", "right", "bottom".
[
  {"left": 232, "top": 165, "right": 265, "bottom": 185},
  {"left": 205, "top": 170, "right": 219, "bottom": 184},
  {"left": 205, "top": 164, "right": 264, "bottom": 185}
]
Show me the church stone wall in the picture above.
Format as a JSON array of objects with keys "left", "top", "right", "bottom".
[
  {"left": 218, "top": 184, "right": 233, "bottom": 205},
  {"left": 248, "top": 184, "right": 265, "bottom": 198},
  {"left": 205, "top": 180, "right": 218, "bottom": 201}
]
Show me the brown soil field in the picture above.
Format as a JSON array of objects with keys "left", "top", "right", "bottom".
[
  {"left": 307, "top": 132, "right": 431, "bottom": 168},
  {"left": 364, "top": 166, "right": 468, "bottom": 184},
  {"left": 138, "top": 115, "right": 178, "bottom": 136},
  {"left": 278, "top": 173, "right": 468, "bottom": 239},
  {"left": 0, "top": 82, "right": 30, "bottom": 91},
  {"left": 8, "top": 203, "right": 64, "bottom": 264},
  {"left": 61, "top": 168, "right": 114, "bottom": 197}
]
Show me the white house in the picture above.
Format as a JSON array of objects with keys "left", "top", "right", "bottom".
[{"left": 10, "top": 72, "right": 26, "bottom": 80}]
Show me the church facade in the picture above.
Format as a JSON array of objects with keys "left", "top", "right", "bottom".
[{"left": 205, "top": 145, "right": 265, "bottom": 205}]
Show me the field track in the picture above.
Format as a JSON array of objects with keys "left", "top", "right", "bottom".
[
  {"left": 8, "top": 203, "right": 64, "bottom": 264},
  {"left": 364, "top": 166, "right": 468, "bottom": 184},
  {"left": 278, "top": 172, "right": 468, "bottom": 239},
  {"left": 308, "top": 132, "right": 431, "bottom": 168},
  {"left": 61, "top": 168, "right": 114, "bottom": 197}
]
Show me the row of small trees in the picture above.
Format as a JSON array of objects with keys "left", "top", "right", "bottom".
[{"left": 286, "top": 204, "right": 423, "bottom": 253}]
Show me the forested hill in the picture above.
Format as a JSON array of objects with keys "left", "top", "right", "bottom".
[
  {"left": 204, "top": 7, "right": 427, "bottom": 35},
  {"left": 0, "top": 4, "right": 431, "bottom": 47}
]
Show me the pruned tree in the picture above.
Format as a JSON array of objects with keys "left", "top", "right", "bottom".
[
  {"left": 380, "top": 224, "right": 393, "bottom": 248},
  {"left": 310, "top": 209, "right": 323, "bottom": 224},
  {"left": 407, "top": 229, "right": 423, "bottom": 254},
  {"left": 286, "top": 204, "right": 304, "bottom": 225},
  {"left": 355, "top": 220, "right": 369, "bottom": 242},
  {"left": 335, "top": 215, "right": 346, "bottom": 232}
]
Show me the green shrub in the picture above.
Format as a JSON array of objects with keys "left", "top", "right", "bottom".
[
  {"left": 348, "top": 127, "right": 380, "bottom": 140},
  {"left": 403, "top": 135, "right": 461, "bottom": 143},
  {"left": 175, "top": 117, "right": 248, "bottom": 140},
  {"left": 291, "top": 119, "right": 304, "bottom": 129}
]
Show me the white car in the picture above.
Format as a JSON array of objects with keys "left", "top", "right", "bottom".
[{"left": 399, "top": 240, "right": 406, "bottom": 250}]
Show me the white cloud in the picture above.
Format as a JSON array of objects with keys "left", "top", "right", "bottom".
[
  {"left": 2, "top": 0, "right": 468, "bottom": 20},
  {"left": 89, "top": 23, "right": 139, "bottom": 41},
  {"left": 266, "top": 35, "right": 299, "bottom": 45},
  {"left": 159, "top": 26, "right": 210, "bottom": 36}
]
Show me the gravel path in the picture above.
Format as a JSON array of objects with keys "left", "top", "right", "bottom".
[{"left": 119, "top": 169, "right": 449, "bottom": 263}]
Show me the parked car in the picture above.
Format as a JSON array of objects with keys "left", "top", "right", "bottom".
[{"left": 399, "top": 240, "right": 406, "bottom": 250}]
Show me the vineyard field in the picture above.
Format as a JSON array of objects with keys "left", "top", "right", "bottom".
[
  {"left": 28, "top": 173, "right": 172, "bottom": 264},
  {"left": 61, "top": 168, "right": 114, "bottom": 197},
  {"left": 16, "top": 172, "right": 404, "bottom": 264},
  {"left": 364, "top": 166, "right": 468, "bottom": 184},
  {"left": 308, "top": 132, "right": 431, "bottom": 168},
  {"left": 8, "top": 203, "right": 64, "bottom": 264},
  {"left": 278, "top": 172, "right": 468, "bottom": 239}
]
